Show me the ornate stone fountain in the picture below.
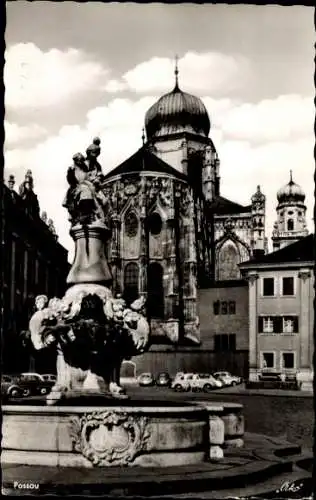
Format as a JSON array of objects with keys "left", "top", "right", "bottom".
[{"left": 2, "top": 138, "right": 244, "bottom": 469}]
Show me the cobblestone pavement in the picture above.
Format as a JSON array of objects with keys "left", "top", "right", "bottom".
[{"left": 125, "top": 385, "right": 314, "bottom": 451}]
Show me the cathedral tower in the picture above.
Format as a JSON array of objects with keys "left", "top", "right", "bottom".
[
  {"left": 272, "top": 171, "right": 308, "bottom": 251},
  {"left": 251, "top": 185, "right": 266, "bottom": 257},
  {"left": 144, "top": 58, "right": 219, "bottom": 203}
]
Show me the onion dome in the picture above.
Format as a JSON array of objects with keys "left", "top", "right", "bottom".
[
  {"left": 277, "top": 171, "right": 305, "bottom": 205},
  {"left": 145, "top": 58, "right": 210, "bottom": 140}
]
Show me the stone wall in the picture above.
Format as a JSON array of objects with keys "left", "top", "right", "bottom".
[{"left": 197, "top": 282, "right": 249, "bottom": 350}]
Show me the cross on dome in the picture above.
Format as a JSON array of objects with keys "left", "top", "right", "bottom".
[{"left": 174, "top": 54, "right": 179, "bottom": 89}]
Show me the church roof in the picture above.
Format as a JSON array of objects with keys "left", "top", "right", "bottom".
[
  {"left": 240, "top": 234, "right": 314, "bottom": 267},
  {"left": 103, "top": 147, "right": 187, "bottom": 181},
  {"left": 211, "top": 196, "right": 252, "bottom": 215}
]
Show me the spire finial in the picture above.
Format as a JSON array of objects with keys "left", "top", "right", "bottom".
[
  {"left": 174, "top": 54, "right": 179, "bottom": 89},
  {"left": 141, "top": 127, "right": 145, "bottom": 146},
  {"left": 290, "top": 169, "right": 293, "bottom": 183}
]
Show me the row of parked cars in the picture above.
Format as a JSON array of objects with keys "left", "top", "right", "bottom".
[
  {"left": 1, "top": 373, "right": 56, "bottom": 399},
  {"left": 138, "top": 371, "right": 242, "bottom": 392}
]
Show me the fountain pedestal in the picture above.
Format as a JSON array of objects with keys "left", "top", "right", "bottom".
[{"left": 2, "top": 401, "right": 208, "bottom": 468}]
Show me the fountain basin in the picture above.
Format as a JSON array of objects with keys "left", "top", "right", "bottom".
[{"left": 2, "top": 400, "right": 208, "bottom": 468}]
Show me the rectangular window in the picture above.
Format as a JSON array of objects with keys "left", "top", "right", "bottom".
[
  {"left": 214, "top": 334, "right": 236, "bottom": 351},
  {"left": 282, "top": 316, "right": 299, "bottom": 333},
  {"left": 282, "top": 352, "right": 295, "bottom": 369},
  {"left": 228, "top": 301, "right": 236, "bottom": 314},
  {"left": 229, "top": 334, "right": 236, "bottom": 351},
  {"left": 213, "top": 301, "right": 220, "bottom": 315},
  {"left": 221, "top": 301, "right": 228, "bottom": 315},
  {"left": 263, "top": 317, "right": 274, "bottom": 333},
  {"left": 263, "top": 278, "right": 274, "bottom": 296},
  {"left": 283, "top": 317, "right": 294, "bottom": 333},
  {"left": 282, "top": 277, "right": 294, "bottom": 296},
  {"left": 261, "top": 352, "right": 275, "bottom": 369}
]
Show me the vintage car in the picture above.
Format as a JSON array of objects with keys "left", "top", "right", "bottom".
[
  {"left": 1, "top": 375, "right": 23, "bottom": 399},
  {"left": 213, "top": 371, "right": 242, "bottom": 387},
  {"left": 190, "top": 373, "right": 223, "bottom": 392},
  {"left": 15, "top": 373, "right": 52, "bottom": 397}
]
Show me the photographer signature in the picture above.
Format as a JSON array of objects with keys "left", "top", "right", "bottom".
[{"left": 276, "top": 481, "right": 303, "bottom": 493}]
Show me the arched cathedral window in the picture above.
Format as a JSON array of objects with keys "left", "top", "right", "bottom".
[
  {"left": 125, "top": 212, "right": 138, "bottom": 238},
  {"left": 287, "top": 219, "right": 294, "bottom": 231},
  {"left": 147, "top": 262, "right": 164, "bottom": 318},
  {"left": 148, "top": 213, "right": 162, "bottom": 236},
  {"left": 217, "top": 242, "right": 240, "bottom": 281},
  {"left": 124, "top": 263, "right": 139, "bottom": 303}
]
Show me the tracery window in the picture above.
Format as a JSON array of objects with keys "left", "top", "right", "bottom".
[
  {"left": 217, "top": 242, "right": 240, "bottom": 280},
  {"left": 125, "top": 212, "right": 138, "bottom": 238},
  {"left": 147, "top": 262, "right": 164, "bottom": 318},
  {"left": 123, "top": 263, "right": 139, "bottom": 303},
  {"left": 148, "top": 213, "right": 162, "bottom": 236}
]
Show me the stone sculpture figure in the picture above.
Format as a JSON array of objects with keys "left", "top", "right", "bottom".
[
  {"left": 86, "top": 137, "right": 102, "bottom": 173},
  {"left": 19, "top": 170, "right": 40, "bottom": 217},
  {"left": 28, "top": 140, "right": 151, "bottom": 404},
  {"left": 62, "top": 152, "right": 105, "bottom": 227}
]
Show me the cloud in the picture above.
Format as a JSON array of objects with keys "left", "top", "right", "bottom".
[
  {"left": 218, "top": 136, "right": 314, "bottom": 249},
  {"left": 5, "top": 121, "right": 48, "bottom": 145},
  {"left": 5, "top": 43, "right": 108, "bottom": 109},
  {"left": 4, "top": 96, "right": 157, "bottom": 259},
  {"left": 103, "top": 52, "right": 251, "bottom": 95},
  {"left": 214, "top": 95, "right": 314, "bottom": 143},
  {"left": 4, "top": 94, "right": 314, "bottom": 260}
]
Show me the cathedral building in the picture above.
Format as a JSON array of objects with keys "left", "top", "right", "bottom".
[{"left": 101, "top": 65, "right": 268, "bottom": 376}]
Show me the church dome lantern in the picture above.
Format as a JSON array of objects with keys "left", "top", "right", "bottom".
[
  {"left": 277, "top": 171, "right": 305, "bottom": 206},
  {"left": 145, "top": 59, "right": 211, "bottom": 140}
]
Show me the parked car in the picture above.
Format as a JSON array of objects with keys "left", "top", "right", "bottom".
[
  {"left": 191, "top": 374, "right": 223, "bottom": 392},
  {"left": 1, "top": 375, "right": 23, "bottom": 399},
  {"left": 213, "top": 371, "right": 242, "bottom": 387},
  {"left": 156, "top": 372, "right": 171, "bottom": 387},
  {"left": 171, "top": 373, "right": 193, "bottom": 392},
  {"left": 138, "top": 373, "right": 155, "bottom": 387},
  {"left": 41, "top": 374, "right": 57, "bottom": 385},
  {"left": 16, "top": 373, "right": 52, "bottom": 396}
]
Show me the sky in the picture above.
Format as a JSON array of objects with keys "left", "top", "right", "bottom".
[{"left": 4, "top": 2, "right": 315, "bottom": 260}]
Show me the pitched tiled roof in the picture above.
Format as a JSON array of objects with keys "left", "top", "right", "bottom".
[
  {"left": 211, "top": 196, "right": 252, "bottom": 215},
  {"left": 240, "top": 234, "right": 314, "bottom": 267},
  {"left": 103, "top": 147, "right": 187, "bottom": 181}
]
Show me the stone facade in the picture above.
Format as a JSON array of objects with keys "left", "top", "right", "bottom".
[
  {"left": 197, "top": 282, "right": 248, "bottom": 351},
  {"left": 101, "top": 161, "right": 210, "bottom": 345},
  {"left": 240, "top": 235, "right": 314, "bottom": 386},
  {"left": 2, "top": 174, "right": 69, "bottom": 374}
]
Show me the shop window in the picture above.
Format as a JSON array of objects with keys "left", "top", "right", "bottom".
[
  {"left": 282, "top": 277, "right": 294, "bottom": 296},
  {"left": 261, "top": 352, "right": 275, "bottom": 369},
  {"left": 282, "top": 352, "right": 295, "bottom": 369}
]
